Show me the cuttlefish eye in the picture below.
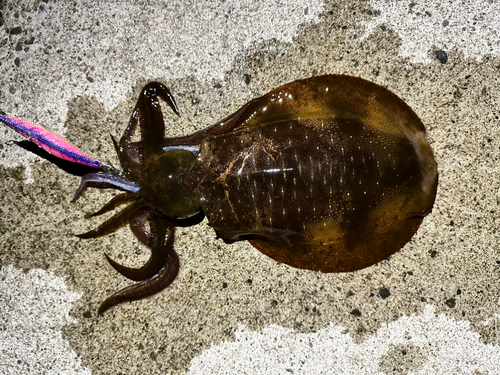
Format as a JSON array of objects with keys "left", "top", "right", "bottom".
[{"left": 139, "top": 150, "right": 200, "bottom": 218}]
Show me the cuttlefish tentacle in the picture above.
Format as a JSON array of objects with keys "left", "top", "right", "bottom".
[
  {"left": 86, "top": 192, "right": 139, "bottom": 218},
  {"left": 71, "top": 172, "right": 140, "bottom": 202},
  {"left": 98, "top": 219, "right": 178, "bottom": 314},
  {"left": 104, "top": 218, "right": 175, "bottom": 282},
  {"left": 76, "top": 200, "right": 145, "bottom": 239},
  {"left": 129, "top": 211, "right": 151, "bottom": 246},
  {"left": 99, "top": 250, "right": 179, "bottom": 314},
  {"left": 119, "top": 82, "right": 180, "bottom": 177}
]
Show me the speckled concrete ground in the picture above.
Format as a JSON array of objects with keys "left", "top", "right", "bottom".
[{"left": 0, "top": 1, "right": 499, "bottom": 374}]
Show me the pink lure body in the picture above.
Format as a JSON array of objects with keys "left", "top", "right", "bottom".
[{"left": 0, "top": 113, "right": 99, "bottom": 168}]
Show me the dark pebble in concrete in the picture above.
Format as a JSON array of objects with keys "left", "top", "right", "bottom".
[
  {"left": 436, "top": 50, "right": 448, "bottom": 64},
  {"left": 445, "top": 298, "right": 456, "bottom": 308},
  {"left": 379, "top": 288, "right": 391, "bottom": 299},
  {"left": 9, "top": 26, "right": 22, "bottom": 35},
  {"left": 350, "top": 308, "right": 362, "bottom": 317}
]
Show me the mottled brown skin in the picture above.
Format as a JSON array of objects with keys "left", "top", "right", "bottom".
[{"left": 72, "top": 75, "right": 437, "bottom": 313}]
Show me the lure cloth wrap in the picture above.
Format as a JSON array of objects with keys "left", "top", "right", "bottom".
[{"left": 0, "top": 113, "right": 100, "bottom": 168}]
